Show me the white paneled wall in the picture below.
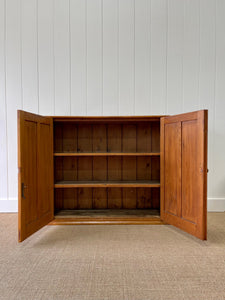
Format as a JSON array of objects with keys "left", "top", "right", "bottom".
[{"left": 0, "top": 0, "right": 225, "bottom": 211}]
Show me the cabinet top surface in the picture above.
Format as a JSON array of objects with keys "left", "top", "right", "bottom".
[{"left": 51, "top": 115, "right": 164, "bottom": 122}]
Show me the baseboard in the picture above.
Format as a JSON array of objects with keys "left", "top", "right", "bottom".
[
  {"left": 0, "top": 199, "right": 18, "bottom": 212},
  {"left": 0, "top": 198, "right": 225, "bottom": 213},
  {"left": 208, "top": 198, "right": 225, "bottom": 212}
]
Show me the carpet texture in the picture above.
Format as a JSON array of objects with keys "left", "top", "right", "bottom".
[{"left": 0, "top": 213, "right": 225, "bottom": 300}]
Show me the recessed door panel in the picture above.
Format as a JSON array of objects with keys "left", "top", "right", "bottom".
[
  {"left": 164, "top": 122, "right": 181, "bottom": 217},
  {"left": 181, "top": 120, "right": 198, "bottom": 224},
  {"left": 23, "top": 121, "right": 37, "bottom": 225}
]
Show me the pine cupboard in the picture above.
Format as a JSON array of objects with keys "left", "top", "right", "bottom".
[{"left": 18, "top": 110, "right": 208, "bottom": 242}]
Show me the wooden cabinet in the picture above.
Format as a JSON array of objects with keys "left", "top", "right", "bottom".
[{"left": 18, "top": 110, "right": 208, "bottom": 242}]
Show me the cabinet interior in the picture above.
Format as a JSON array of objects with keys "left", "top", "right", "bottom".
[{"left": 53, "top": 120, "right": 161, "bottom": 220}]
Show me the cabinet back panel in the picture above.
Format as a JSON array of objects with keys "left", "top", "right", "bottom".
[
  {"left": 93, "top": 188, "right": 108, "bottom": 209},
  {"left": 93, "top": 157, "right": 107, "bottom": 180},
  {"left": 54, "top": 156, "right": 160, "bottom": 182},
  {"left": 122, "top": 125, "right": 137, "bottom": 152},
  {"left": 123, "top": 188, "right": 137, "bottom": 208},
  {"left": 108, "top": 188, "right": 122, "bottom": 208},
  {"left": 93, "top": 125, "right": 107, "bottom": 152},
  {"left": 78, "top": 157, "right": 92, "bottom": 180},
  {"left": 77, "top": 188, "right": 92, "bottom": 209},
  {"left": 137, "top": 188, "right": 152, "bottom": 208},
  {"left": 54, "top": 124, "right": 62, "bottom": 152},
  {"left": 54, "top": 188, "right": 160, "bottom": 211},
  {"left": 78, "top": 125, "right": 92, "bottom": 152},
  {"left": 151, "top": 123, "right": 160, "bottom": 152},
  {"left": 63, "top": 124, "right": 77, "bottom": 152},
  {"left": 53, "top": 119, "right": 160, "bottom": 212},
  {"left": 137, "top": 123, "right": 152, "bottom": 152},
  {"left": 151, "top": 157, "right": 160, "bottom": 180},
  {"left": 108, "top": 157, "right": 122, "bottom": 180},
  {"left": 136, "top": 157, "right": 151, "bottom": 180},
  {"left": 151, "top": 188, "right": 160, "bottom": 209},
  {"left": 107, "top": 125, "right": 122, "bottom": 152},
  {"left": 122, "top": 157, "right": 136, "bottom": 180},
  {"left": 54, "top": 121, "right": 160, "bottom": 154}
]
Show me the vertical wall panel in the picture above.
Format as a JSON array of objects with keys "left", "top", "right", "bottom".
[
  {"left": 0, "top": 0, "right": 224, "bottom": 211},
  {"left": 21, "top": 0, "right": 39, "bottom": 113},
  {"left": 214, "top": 0, "right": 225, "bottom": 198},
  {"left": 134, "top": 0, "right": 150, "bottom": 115},
  {"left": 166, "top": 0, "right": 184, "bottom": 114},
  {"left": 87, "top": 0, "right": 102, "bottom": 115},
  {"left": 54, "top": 0, "right": 70, "bottom": 115},
  {"left": 38, "top": 0, "right": 54, "bottom": 115},
  {"left": 199, "top": 0, "right": 216, "bottom": 198},
  {"left": 118, "top": 0, "right": 135, "bottom": 115},
  {"left": 182, "top": 0, "right": 200, "bottom": 112},
  {"left": 70, "top": 0, "right": 87, "bottom": 115},
  {"left": 150, "top": 0, "right": 167, "bottom": 114},
  {"left": 0, "top": 0, "right": 8, "bottom": 201},
  {"left": 5, "top": 0, "right": 22, "bottom": 201},
  {"left": 102, "top": 0, "right": 118, "bottom": 115}
]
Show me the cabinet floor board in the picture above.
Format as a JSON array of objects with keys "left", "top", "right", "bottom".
[{"left": 50, "top": 209, "right": 162, "bottom": 225}]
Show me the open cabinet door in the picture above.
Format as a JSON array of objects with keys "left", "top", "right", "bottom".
[
  {"left": 18, "top": 110, "right": 54, "bottom": 242},
  {"left": 160, "top": 110, "right": 208, "bottom": 240}
]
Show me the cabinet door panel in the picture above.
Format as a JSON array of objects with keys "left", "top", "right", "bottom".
[
  {"left": 161, "top": 110, "right": 208, "bottom": 240},
  {"left": 18, "top": 110, "right": 53, "bottom": 242}
]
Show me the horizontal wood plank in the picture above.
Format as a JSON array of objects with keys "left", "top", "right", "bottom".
[
  {"left": 49, "top": 218, "right": 164, "bottom": 225},
  {"left": 54, "top": 180, "right": 160, "bottom": 188},
  {"left": 54, "top": 152, "right": 160, "bottom": 156}
]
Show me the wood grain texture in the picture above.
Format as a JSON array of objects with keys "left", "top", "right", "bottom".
[
  {"left": 107, "top": 124, "right": 122, "bottom": 152},
  {"left": 54, "top": 152, "right": 160, "bottom": 156},
  {"left": 164, "top": 122, "right": 181, "bottom": 216},
  {"left": 18, "top": 110, "right": 53, "bottom": 242},
  {"left": 49, "top": 218, "right": 163, "bottom": 225},
  {"left": 161, "top": 110, "right": 208, "bottom": 240},
  {"left": 54, "top": 180, "right": 160, "bottom": 188}
]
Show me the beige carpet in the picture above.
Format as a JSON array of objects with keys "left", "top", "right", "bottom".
[{"left": 0, "top": 213, "right": 225, "bottom": 300}]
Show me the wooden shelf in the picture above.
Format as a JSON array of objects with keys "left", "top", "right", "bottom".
[
  {"left": 54, "top": 180, "right": 160, "bottom": 188},
  {"left": 54, "top": 152, "right": 160, "bottom": 156}
]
